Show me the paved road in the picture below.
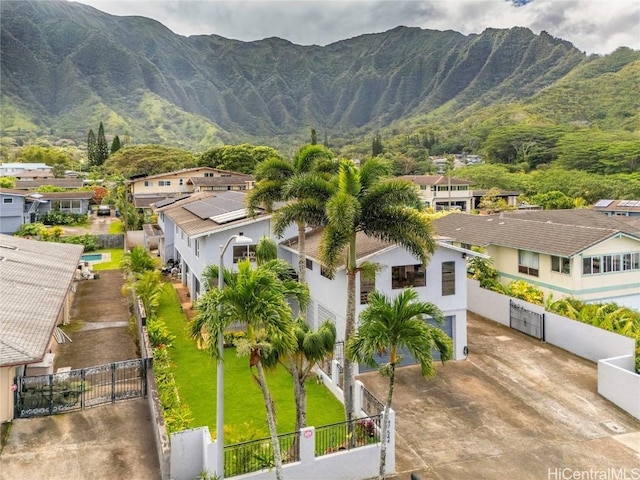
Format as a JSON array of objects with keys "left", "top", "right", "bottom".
[{"left": 360, "top": 313, "right": 640, "bottom": 480}]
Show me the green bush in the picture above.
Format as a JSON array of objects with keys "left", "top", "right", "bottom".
[
  {"left": 58, "top": 234, "right": 98, "bottom": 251},
  {"left": 147, "top": 317, "right": 176, "bottom": 348},
  {"left": 39, "top": 210, "right": 88, "bottom": 226},
  {"left": 152, "top": 345, "right": 193, "bottom": 434},
  {"left": 223, "top": 330, "right": 247, "bottom": 347}
]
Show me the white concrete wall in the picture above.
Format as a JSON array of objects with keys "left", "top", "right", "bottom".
[
  {"left": 467, "top": 279, "right": 635, "bottom": 361},
  {"left": 170, "top": 413, "right": 394, "bottom": 480},
  {"left": 598, "top": 355, "right": 640, "bottom": 420}
]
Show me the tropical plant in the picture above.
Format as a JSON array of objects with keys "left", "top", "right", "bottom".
[
  {"left": 191, "top": 259, "right": 309, "bottom": 480},
  {"left": 121, "top": 245, "right": 156, "bottom": 276},
  {"left": 319, "top": 158, "right": 437, "bottom": 422},
  {"left": 280, "top": 318, "right": 336, "bottom": 434},
  {"left": 134, "top": 269, "right": 163, "bottom": 318},
  {"left": 346, "top": 289, "right": 452, "bottom": 479},
  {"left": 248, "top": 144, "right": 337, "bottom": 285}
]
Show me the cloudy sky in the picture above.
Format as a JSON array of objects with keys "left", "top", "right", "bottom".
[{"left": 74, "top": 0, "right": 640, "bottom": 55}]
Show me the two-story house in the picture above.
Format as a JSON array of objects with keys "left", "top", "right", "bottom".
[
  {"left": 0, "top": 163, "right": 53, "bottom": 177},
  {"left": 279, "top": 230, "right": 482, "bottom": 369},
  {"left": 400, "top": 175, "right": 474, "bottom": 212},
  {"left": 0, "top": 189, "right": 33, "bottom": 234},
  {"left": 434, "top": 210, "right": 640, "bottom": 310}
]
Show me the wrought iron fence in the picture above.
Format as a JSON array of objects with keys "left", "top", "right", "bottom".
[
  {"left": 336, "top": 363, "right": 344, "bottom": 390},
  {"left": 224, "top": 430, "right": 300, "bottom": 477},
  {"left": 14, "top": 359, "right": 147, "bottom": 418},
  {"left": 361, "top": 384, "right": 385, "bottom": 416},
  {"left": 315, "top": 414, "right": 382, "bottom": 457}
]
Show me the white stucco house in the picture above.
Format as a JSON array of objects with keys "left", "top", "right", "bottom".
[{"left": 279, "top": 229, "right": 482, "bottom": 370}]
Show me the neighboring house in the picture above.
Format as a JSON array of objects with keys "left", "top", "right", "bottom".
[
  {"left": 12, "top": 170, "right": 55, "bottom": 181},
  {"left": 279, "top": 230, "right": 481, "bottom": 367},
  {"left": 14, "top": 178, "right": 84, "bottom": 190},
  {"left": 0, "top": 234, "right": 83, "bottom": 423},
  {"left": 594, "top": 199, "right": 640, "bottom": 218},
  {"left": 32, "top": 191, "right": 94, "bottom": 216},
  {"left": 434, "top": 210, "right": 640, "bottom": 309},
  {"left": 128, "top": 167, "right": 254, "bottom": 197},
  {"left": 154, "top": 190, "right": 293, "bottom": 302},
  {"left": 400, "top": 175, "right": 474, "bottom": 212},
  {"left": 0, "top": 189, "right": 32, "bottom": 234},
  {"left": 0, "top": 163, "right": 52, "bottom": 177},
  {"left": 188, "top": 174, "right": 254, "bottom": 193}
]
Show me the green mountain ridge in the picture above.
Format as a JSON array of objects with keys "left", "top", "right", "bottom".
[{"left": 1, "top": 0, "right": 606, "bottom": 150}]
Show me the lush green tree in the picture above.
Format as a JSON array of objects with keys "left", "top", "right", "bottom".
[
  {"left": 104, "top": 145, "right": 197, "bottom": 178},
  {"left": 191, "top": 259, "right": 309, "bottom": 480},
  {"left": 311, "top": 128, "right": 317, "bottom": 145},
  {"left": 199, "top": 144, "right": 282, "bottom": 175},
  {"left": 372, "top": 132, "right": 383, "bottom": 157},
  {"left": 52, "top": 163, "right": 66, "bottom": 178},
  {"left": 110, "top": 135, "right": 121, "bottom": 154},
  {"left": 15, "top": 145, "right": 72, "bottom": 167},
  {"left": 0, "top": 177, "right": 15, "bottom": 188},
  {"left": 478, "top": 187, "right": 515, "bottom": 213},
  {"left": 134, "top": 269, "right": 163, "bottom": 318},
  {"left": 87, "top": 129, "right": 97, "bottom": 168},
  {"left": 347, "top": 289, "right": 452, "bottom": 480},
  {"left": 34, "top": 185, "right": 66, "bottom": 192},
  {"left": 531, "top": 190, "right": 575, "bottom": 210},
  {"left": 319, "top": 158, "right": 437, "bottom": 422},
  {"left": 96, "top": 122, "right": 109, "bottom": 166},
  {"left": 481, "top": 124, "right": 564, "bottom": 168},
  {"left": 248, "top": 144, "right": 337, "bottom": 285}
]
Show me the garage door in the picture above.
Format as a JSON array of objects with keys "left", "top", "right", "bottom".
[{"left": 358, "top": 315, "right": 453, "bottom": 373}]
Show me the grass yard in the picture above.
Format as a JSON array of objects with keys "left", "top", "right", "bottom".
[
  {"left": 157, "top": 283, "right": 345, "bottom": 442},
  {"left": 108, "top": 220, "right": 124, "bottom": 234},
  {"left": 92, "top": 248, "right": 125, "bottom": 271}
]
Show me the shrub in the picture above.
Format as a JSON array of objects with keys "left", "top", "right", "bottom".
[
  {"left": 39, "top": 210, "right": 88, "bottom": 226},
  {"left": 58, "top": 234, "right": 98, "bottom": 251},
  {"left": 223, "top": 330, "right": 247, "bottom": 347},
  {"left": 152, "top": 345, "right": 193, "bottom": 434},
  {"left": 147, "top": 317, "right": 176, "bottom": 348}
]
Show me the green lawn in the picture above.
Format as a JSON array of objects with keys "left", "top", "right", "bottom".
[
  {"left": 108, "top": 220, "right": 124, "bottom": 234},
  {"left": 92, "top": 248, "right": 125, "bottom": 271},
  {"left": 157, "top": 283, "right": 345, "bottom": 442}
]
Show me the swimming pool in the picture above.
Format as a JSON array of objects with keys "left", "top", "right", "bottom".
[{"left": 81, "top": 253, "right": 103, "bottom": 262}]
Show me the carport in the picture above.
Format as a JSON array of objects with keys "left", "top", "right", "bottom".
[{"left": 358, "top": 312, "right": 640, "bottom": 480}]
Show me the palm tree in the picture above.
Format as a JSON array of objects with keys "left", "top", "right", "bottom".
[
  {"left": 191, "top": 259, "right": 309, "bottom": 480},
  {"left": 346, "top": 289, "right": 453, "bottom": 480},
  {"left": 282, "top": 318, "right": 337, "bottom": 433},
  {"left": 247, "top": 144, "right": 337, "bottom": 284},
  {"left": 120, "top": 245, "right": 156, "bottom": 276},
  {"left": 319, "top": 158, "right": 437, "bottom": 422}
]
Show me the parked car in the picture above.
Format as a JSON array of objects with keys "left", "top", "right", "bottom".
[{"left": 97, "top": 205, "right": 111, "bottom": 216}]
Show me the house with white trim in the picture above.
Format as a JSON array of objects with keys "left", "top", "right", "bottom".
[
  {"left": 400, "top": 175, "right": 474, "bottom": 212},
  {"left": 0, "top": 163, "right": 53, "bottom": 177},
  {"left": 0, "top": 235, "right": 83, "bottom": 423},
  {"left": 279, "top": 230, "right": 481, "bottom": 368},
  {"left": 434, "top": 210, "right": 640, "bottom": 310}
]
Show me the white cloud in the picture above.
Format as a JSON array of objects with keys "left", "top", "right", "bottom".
[{"left": 74, "top": 0, "right": 640, "bottom": 54}]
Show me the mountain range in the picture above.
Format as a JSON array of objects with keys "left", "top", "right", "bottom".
[{"left": 0, "top": 0, "right": 637, "bottom": 151}]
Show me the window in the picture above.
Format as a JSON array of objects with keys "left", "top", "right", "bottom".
[
  {"left": 2, "top": 197, "right": 13, "bottom": 204},
  {"left": 195, "top": 239, "right": 200, "bottom": 258},
  {"left": 158, "top": 180, "right": 171, "bottom": 187},
  {"left": 392, "top": 264, "right": 426, "bottom": 289},
  {"left": 144, "top": 180, "right": 152, "bottom": 187},
  {"left": 320, "top": 265, "right": 332, "bottom": 279},
  {"left": 305, "top": 258, "right": 313, "bottom": 270},
  {"left": 179, "top": 179, "right": 184, "bottom": 186},
  {"left": 187, "top": 237, "right": 191, "bottom": 247},
  {"left": 584, "top": 253, "right": 640, "bottom": 275},
  {"left": 360, "top": 275, "right": 375, "bottom": 304},
  {"left": 623, "top": 253, "right": 640, "bottom": 271},
  {"left": 204, "top": 172, "right": 214, "bottom": 177},
  {"left": 442, "top": 261, "right": 455, "bottom": 296},
  {"left": 420, "top": 185, "right": 427, "bottom": 190},
  {"left": 602, "top": 254, "right": 621, "bottom": 273},
  {"left": 221, "top": 174, "right": 232, "bottom": 177},
  {"left": 518, "top": 250, "right": 539, "bottom": 277},
  {"left": 233, "top": 244, "right": 256, "bottom": 263},
  {"left": 551, "top": 256, "right": 571, "bottom": 275},
  {"left": 51, "top": 200, "right": 81, "bottom": 211},
  {"left": 583, "top": 256, "right": 600, "bottom": 275}
]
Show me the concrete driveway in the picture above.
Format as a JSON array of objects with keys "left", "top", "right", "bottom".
[{"left": 359, "top": 313, "right": 640, "bottom": 480}]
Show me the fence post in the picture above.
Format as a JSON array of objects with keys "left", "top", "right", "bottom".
[
  {"left": 48, "top": 374, "right": 54, "bottom": 415},
  {"left": 299, "top": 427, "right": 315, "bottom": 464},
  {"left": 384, "top": 409, "right": 396, "bottom": 476},
  {"left": 111, "top": 363, "right": 116, "bottom": 403}
]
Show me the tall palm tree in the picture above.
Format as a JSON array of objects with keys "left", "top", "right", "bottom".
[
  {"left": 247, "top": 144, "right": 337, "bottom": 284},
  {"left": 346, "top": 289, "right": 453, "bottom": 480},
  {"left": 191, "top": 259, "right": 309, "bottom": 480},
  {"left": 319, "top": 158, "right": 437, "bottom": 422},
  {"left": 120, "top": 245, "right": 156, "bottom": 276}
]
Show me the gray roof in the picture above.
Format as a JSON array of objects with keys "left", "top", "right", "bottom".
[
  {"left": 14, "top": 179, "right": 84, "bottom": 189},
  {"left": 0, "top": 235, "right": 83, "bottom": 366},
  {"left": 433, "top": 210, "right": 640, "bottom": 257},
  {"left": 189, "top": 175, "right": 252, "bottom": 187},
  {"left": 34, "top": 191, "right": 94, "bottom": 200},
  {"left": 400, "top": 175, "right": 474, "bottom": 186}
]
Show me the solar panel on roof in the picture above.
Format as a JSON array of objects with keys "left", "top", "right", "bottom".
[
  {"left": 594, "top": 199, "right": 613, "bottom": 208},
  {"left": 210, "top": 209, "right": 248, "bottom": 224},
  {"left": 619, "top": 200, "right": 630, "bottom": 206},
  {"left": 154, "top": 198, "right": 174, "bottom": 208}
]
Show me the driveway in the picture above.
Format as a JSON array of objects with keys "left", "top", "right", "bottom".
[
  {"left": 0, "top": 270, "right": 161, "bottom": 479},
  {"left": 359, "top": 312, "right": 640, "bottom": 480}
]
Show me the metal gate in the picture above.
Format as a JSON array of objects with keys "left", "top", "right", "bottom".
[
  {"left": 510, "top": 300, "right": 545, "bottom": 340},
  {"left": 359, "top": 316, "right": 454, "bottom": 373},
  {"left": 14, "top": 359, "right": 148, "bottom": 418}
]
